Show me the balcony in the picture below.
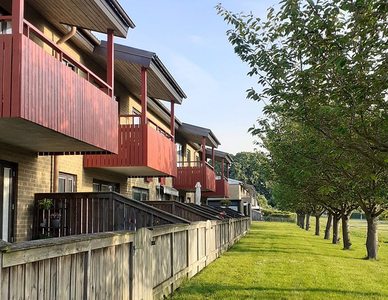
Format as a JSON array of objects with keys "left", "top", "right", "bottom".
[
  {"left": 84, "top": 115, "right": 177, "bottom": 177},
  {"left": 202, "top": 178, "right": 230, "bottom": 198},
  {"left": 33, "top": 192, "right": 188, "bottom": 238},
  {"left": 0, "top": 17, "right": 118, "bottom": 153},
  {"left": 173, "top": 161, "right": 216, "bottom": 192}
]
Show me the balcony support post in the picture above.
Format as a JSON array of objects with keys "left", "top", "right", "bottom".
[
  {"left": 141, "top": 67, "right": 148, "bottom": 125},
  {"left": 221, "top": 158, "right": 225, "bottom": 180},
  {"left": 202, "top": 137, "right": 207, "bottom": 189},
  {"left": 212, "top": 148, "right": 215, "bottom": 168},
  {"left": 11, "top": 0, "right": 24, "bottom": 117},
  {"left": 202, "top": 137, "right": 206, "bottom": 166},
  {"left": 170, "top": 102, "right": 175, "bottom": 142},
  {"left": 227, "top": 163, "right": 230, "bottom": 179},
  {"left": 107, "top": 29, "right": 114, "bottom": 97}
]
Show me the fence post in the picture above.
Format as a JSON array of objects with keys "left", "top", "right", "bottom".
[
  {"left": 0, "top": 241, "right": 10, "bottom": 299},
  {"left": 228, "top": 219, "right": 232, "bottom": 247},
  {"left": 132, "top": 227, "right": 152, "bottom": 300},
  {"left": 0, "top": 250, "right": 3, "bottom": 298},
  {"left": 170, "top": 231, "right": 175, "bottom": 291}
]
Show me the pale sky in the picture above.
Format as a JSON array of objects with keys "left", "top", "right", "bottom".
[{"left": 116, "top": 1, "right": 274, "bottom": 155}]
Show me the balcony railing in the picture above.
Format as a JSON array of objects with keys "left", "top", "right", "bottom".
[
  {"left": 0, "top": 17, "right": 117, "bottom": 153},
  {"left": 202, "top": 178, "right": 230, "bottom": 198},
  {"left": 173, "top": 161, "right": 216, "bottom": 192},
  {"left": 33, "top": 192, "right": 188, "bottom": 238},
  {"left": 84, "top": 116, "right": 177, "bottom": 177}
]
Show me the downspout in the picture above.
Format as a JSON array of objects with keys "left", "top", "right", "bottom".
[
  {"left": 52, "top": 26, "right": 77, "bottom": 192},
  {"left": 57, "top": 26, "right": 77, "bottom": 46}
]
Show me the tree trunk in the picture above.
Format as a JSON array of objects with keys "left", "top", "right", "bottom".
[
  {"left": 315, "top": 215, "right": 320, "bottom": 236},
  {"left": 300, "top": 214, "right": 305, "bottom": 229},
  {"left": 341, "top": 214, "right": 352, "bottom": 250},
  {"left": 297, "top": 214, "right": 301, "bottom": 227},
  {"left": 324, "top": 213, "right": 332, "bottom": 240},
  {"left": 305, "top": 213, "right": 310, "bottom": 231},
  {"left": 365, "top": 214, "right": 379, "bottom": 259},
  {"left": 332, "top": 216, "right": 340, "bottom": 244}
]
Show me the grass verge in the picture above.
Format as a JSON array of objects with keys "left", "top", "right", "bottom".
[{"left": 170, "top": 221, "right": 388, "bottom": 300}]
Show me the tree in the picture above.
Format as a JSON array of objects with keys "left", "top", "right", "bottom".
[
  {"left": 217, "top": 0, "right": 388, "bottom": 259},
  {"left": 229, "top": 152, "right": 272, "bottom": 203}
]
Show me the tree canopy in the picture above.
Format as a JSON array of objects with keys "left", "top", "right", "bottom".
[{"left": 217, "top": 0, "right": 388, "bottom": 259}]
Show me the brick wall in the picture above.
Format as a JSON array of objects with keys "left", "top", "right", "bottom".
[{"left": 0, "top": 142, "right": 51, "bottom": 242}]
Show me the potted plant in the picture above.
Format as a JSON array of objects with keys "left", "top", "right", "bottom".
[
  {"left": 220, "top": 198, "right": 231, "bottom": 208},
  {"left": 50, "top": 212, "right": 61, "bottom": 228},
  {"left": 38, "top": 198, "right": 53, "bottom": 210},
  {"left": 38, "top": 198, "right": 53, "bottom": 228}
]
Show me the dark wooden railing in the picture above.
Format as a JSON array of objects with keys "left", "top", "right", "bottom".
[
  {"left": 33, "top": 192, "right": 189, "bottom": 239},
  {"left": 145, "top": 201, "right": 222, "bottom": 222}
]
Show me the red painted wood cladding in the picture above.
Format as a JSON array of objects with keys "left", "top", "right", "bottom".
[
  {"left": 0, "top": 34, "right": 118, "bottom": 153},
  {"left": 173, "top": 164, "right": 216, "bottom": 192},
  {"left": 202, "top": 178, "right": 230, "bottom": 198},
  {"left": 84, "top": 123, "right": 177, "bottom": 177}
]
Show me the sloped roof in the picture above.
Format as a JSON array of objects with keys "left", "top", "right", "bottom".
[
  {"left": 177, "top": 123, "right": 220, "bottom": 148},
  {"left": 205, "top": 149, "right": 233, "bottom": 164},
  {"left": 25, "top": 0, "right": 134, "bottom": 38},
  {"left": 94, "top": 43, "right": 186, "bottom": 104}
]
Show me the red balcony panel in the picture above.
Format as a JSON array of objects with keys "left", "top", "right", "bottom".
[
  {"left": 147, "top": 126, "right": 177, "bottom": 177},
  {"left": 173, "top": 164, "right": 216, "bottom": 192},
  {"left": 84, "top": 123, "right": 177, "bottom": 177},
  {"left": 202, "top": 178, "right": 230, "bottom": 198},
  {"left": 0, "top": 22, "right": 117, "bottom": 153}
]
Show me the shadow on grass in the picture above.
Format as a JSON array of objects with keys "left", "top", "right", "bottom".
[
  {"left": 229, "top": 247, "right": 366, "bottom": 261},
  {"left": 177, "top": 283, "right": 385, "bottom": 298}
]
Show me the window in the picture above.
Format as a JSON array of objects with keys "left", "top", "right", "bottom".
[
  {"left": 132, "top": 108, "right": 141, "bottom": 125},
  {"left": 0, "top": 12, "right": 11, "bottom": 35},
  {"left": 132, "top": 187, "right": 149, "bottom": 201},
  {"left": 196, "top": 155, "right": 201, "bottom": 167},
  {"left": 58, "top": 173, "right": 76, "bottom": 192},
  {"left": 176, "top": 143, "right": 183, "bottom": 167},
  {"left": 186, "top": 149, "right": 191, "bottom": 167},
  {"left": 62, "top": 58, "right": 78, "bottom": 73},
  {"left": 92, "top": 179, "right": 120, "bottom": 193}
]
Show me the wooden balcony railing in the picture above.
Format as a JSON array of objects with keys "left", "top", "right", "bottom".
[
  {"left": 33, "top": 192, "right": 189, "bottom": 239},
  {"left": 0, "top": 17, "right": 117, "bottom": 153},
  {"left": 84, "top": 116, "right": 177, "bottom": 177},
  {"left": 173, "top": 162, "right": 216, "bottom": 192},
  {"left": 22, "top": 19, "right": 112, "bottom": 95},
  {"left": 202, "top": 178, "right": 230, "bottom": 198}
]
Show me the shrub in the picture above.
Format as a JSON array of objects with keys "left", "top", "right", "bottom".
[{"left": 261, "top": 209, "right": 296, "bottom": 222}]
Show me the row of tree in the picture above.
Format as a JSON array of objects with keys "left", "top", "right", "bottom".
[{"left": 217, "top": 0, "right": 388, "bottom": 259}]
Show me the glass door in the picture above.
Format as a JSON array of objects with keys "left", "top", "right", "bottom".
[{"left": 0, "top": 161, "right": 16, "bottom": 242}]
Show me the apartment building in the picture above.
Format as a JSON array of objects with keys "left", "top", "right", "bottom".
[
  {"left": 207, "top": 178, "right": 257, "bottom": 215},
  {"left": 0, "top": 0, "right": 137, "bottom": 242},
  {"left": 0, "top": 0, "right": 234, "bottom": 243}
]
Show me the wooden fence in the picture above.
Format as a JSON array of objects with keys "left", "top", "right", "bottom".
[{"left": 0, "top": 218, "right": 250, "bottom": 300}]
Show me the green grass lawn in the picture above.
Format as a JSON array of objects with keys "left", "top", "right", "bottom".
[{"left": 170, "top": 221, "right": 388, "bottom": 300}]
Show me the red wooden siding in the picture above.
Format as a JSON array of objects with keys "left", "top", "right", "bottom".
[
  {"left": 0, "top": 22, "right": 117, "bottom": 153},
  {"left": 0, "top": 34, "right": 13, "bottom": 118},
  {"left": 202, "top": 178, "right": 230, "bottom": 198},
  {"left": 84, "top": 123, "right": 177, "bottom": 177},
  {"left": 173, "top": 164, "right": 216, "bottom": 192}
]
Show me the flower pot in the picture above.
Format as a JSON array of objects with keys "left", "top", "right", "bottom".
[{"left": 51, "top": 218, "right": 60, "bottom": 228}]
